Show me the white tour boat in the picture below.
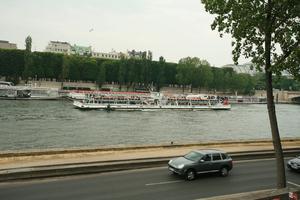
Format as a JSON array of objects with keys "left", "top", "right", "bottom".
[{"left": 73, "top": 92, "right": 231, "bottom": 111}]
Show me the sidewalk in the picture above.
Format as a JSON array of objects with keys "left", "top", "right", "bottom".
[{"left": 1, "top": 138, "right": 299, "bottom": 171}]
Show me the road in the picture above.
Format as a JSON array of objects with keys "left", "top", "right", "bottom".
[{"left": 0, "top": 159, "right": 299, "bottom": 200}]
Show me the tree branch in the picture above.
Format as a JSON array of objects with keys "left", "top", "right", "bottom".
[{"left": 274, "top": 40, "right": 300, "bottom": 67}]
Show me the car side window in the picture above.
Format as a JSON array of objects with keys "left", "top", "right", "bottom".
[
  {"left": 221, "top": 153, "right": 228, "bottom": 159},
  {"left": 212, "top": 153, "right": 222, "bottom": 161},
  {"left": 203, "top": 154, "right": 211, "bottom": 161}
]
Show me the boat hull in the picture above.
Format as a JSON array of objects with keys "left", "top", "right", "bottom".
[{"left": 73, "top": 101, "right": 231, "bottom": 111}]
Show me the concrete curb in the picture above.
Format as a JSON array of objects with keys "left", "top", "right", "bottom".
[
  {"left": 0, "top": 148, "right": 299, "bottom": 182},
  {"left": 197, "top": 188, "right": 300, "bottom": 200}
]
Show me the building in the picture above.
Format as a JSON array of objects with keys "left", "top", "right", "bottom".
[
  {"left": 45, "top": 41, "right": 72, "bottom": 54},
  {"left": 92, "top": 50, "right": 122, "bottom": 60},
  {"left": 0, "top": 40, "right": 17, "bottom": 50},
  {"left": 125, "top": 50, "right": 153, "bottom": 60},
  {"left": 71, "top": 44, "right": 92, "bottom": 56},
  {"left": 45, "top": 41, "right": 93, "bottom": 56},
  {"left": 44, "top": 40, "right": 152, "bottom": 61},
  {"left": 222, "top": 63, "right": 259, "bottom": 76},
  {"left": 92, "top": 49, "right": 153, "bottom": 60}
]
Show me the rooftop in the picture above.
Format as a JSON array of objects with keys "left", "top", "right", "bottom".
[{"left": 50, "top": 41, "right": 70, "bottom": 45}]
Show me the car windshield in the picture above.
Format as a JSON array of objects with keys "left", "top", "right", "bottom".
[{"left": 184, "top": 151, "right": 203, "bottom": 162}]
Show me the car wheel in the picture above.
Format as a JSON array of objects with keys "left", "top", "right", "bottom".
[
  {"left": 220, "top": 167, "right": 229, "bottom": 177},
  {"left": 185, "top": 169, "right": 196, "bottom": 181}
]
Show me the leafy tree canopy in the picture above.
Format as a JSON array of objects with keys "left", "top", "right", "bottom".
[
  {"left": 202, "top": 0, "right": 300, "bottom": 79},
  {"left": 201, "top": 0, "right": 300, "bottom": 188}
]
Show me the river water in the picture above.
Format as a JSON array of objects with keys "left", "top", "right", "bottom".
[{"left": 0, "top": 100, "right": 299, "bottom": 151}]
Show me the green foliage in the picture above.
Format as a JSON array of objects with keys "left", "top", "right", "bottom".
[
  {"left": 164, "top": 62, "right": 177, "bottom": 85},
  {"left": 201, "top": 0, "right": 300, "bottom": 188},
  {"left": 201, "top": 0, "right": 300, "bottom": 79},
  {"left": 96, "top": 60, "right": 106, "bottom": 88},
  {"left": 102, "top": 60, "right": 120, "bottom": 83},
  {"left": 0, "top": 49, "right": 296, "bottom": 93},
  {"left": 23, "top": 52, "right": 63, "bottom": 80},
  {"left": 0, "top": 49, "right": 24, "bottom": 83},
  {"left": 210, "top": 67, "right": 225, "bottom": 91},
  {"left": 273, "top": 76, "right": 300, "bottom": 90},
  {"left": 176, "top": 57, "right": 195, "bottom": 90}
]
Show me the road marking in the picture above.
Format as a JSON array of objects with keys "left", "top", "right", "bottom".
[
  {"left": 146, "top": 180, "right": 183, "bottom": 186},
  {"left": 287, "top": 181, "right": 300, "bottom": 187}
]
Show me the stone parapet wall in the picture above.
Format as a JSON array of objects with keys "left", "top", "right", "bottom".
[
  {"left": 255, "top": 90, "right": 300, "bottom": 102},
  {"left": 13, "top": 80, "right": 299, "bottom": 102},
  {"left": 21, "top": 80, "right": 62, "bottom": 89}
]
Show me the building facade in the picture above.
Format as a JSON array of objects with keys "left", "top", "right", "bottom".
[
  {"left": 92, "top": 50, "right": 121, "bottom": 60},
  {"left": 222, "top": 63, "right": 258, "bottom": 76},
  {"left": 45, "top": 41, "right": 72, "bottom": 54},
  {"left": 71, "top": 44, "right": 92, "bottom": 56},
  {"left": 0, "top": 40, "right": 17, "bottom": 50},
  {"left": 44, "top": 40, "right": 153, "bottom": 61}
]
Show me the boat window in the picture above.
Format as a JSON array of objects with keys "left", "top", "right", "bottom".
[{"left": 0, "top": 81, "right": 13, "bottom": 86}]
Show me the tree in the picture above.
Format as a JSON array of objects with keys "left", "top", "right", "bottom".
[
  {"left": 210, "top": 67, "right": 225, "bottom": 92},
  {"left": 176, "top": 57, "right": 194, "bottom": 93},
  {"left": 25, "top": 36, "right": 32, "bottom": 52},
  {"left": 198, "top": 62, "right": 213, "bottom": 91},
  {"left": 253, "top": 73, "right": 266, "bottom": 90},
  {"left": 96, "top": 63, "right": 106, "bottom": 88},
  {"left": 164, "top": 62, "right": 177, "bottom": 85},
  {"left": 102, "top": 60, "right": 119, "bottom": 84},
  {"left": 202, "top": 0, "right": 300, "bottom": 188},
  {"left": 23, "top": 36, "right": 33, "bottom": 81},
  {"left": 61, "top": 55, "right": 70, "bottom": 81},
  {"left": 0, "top": 49, "right": 24, "bottom": 83},
  {"left": 153, "top": 56, "right": 166, "bottom": 91}
]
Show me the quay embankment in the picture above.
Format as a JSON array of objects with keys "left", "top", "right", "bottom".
[{"left": 0, "top": 138, "right": 299, "bottom": 182}]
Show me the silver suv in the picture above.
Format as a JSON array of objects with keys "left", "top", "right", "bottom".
[{"left": 168, "top": 149, "right": 233, "bottom": 180}]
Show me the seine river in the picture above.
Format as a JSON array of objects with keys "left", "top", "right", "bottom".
[{"left": 0, "top": 100, "right": 299, "bottom": 152}]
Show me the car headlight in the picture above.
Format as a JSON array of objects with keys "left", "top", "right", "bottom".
[
  {"left": 168, "top": 160, "right": 173, "bottom": 165},
  {"left": 178, "top": 164, "right": 185, "bottom": 169}
]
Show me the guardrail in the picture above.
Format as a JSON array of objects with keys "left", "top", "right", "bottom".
[{"left": 0, "top": 148, "right": 299, "bottom": 182}]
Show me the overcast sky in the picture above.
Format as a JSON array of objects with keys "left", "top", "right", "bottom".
[{"left": 1, "top": 0, "right": 249, "bottom": 67}]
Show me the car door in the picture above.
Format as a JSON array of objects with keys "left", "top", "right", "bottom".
[
  {"left": 211, "top": 153, "right": 223, "bottom": 170},
  {"left": 195, "top": 153, "right": 212, "bottom": 173}
]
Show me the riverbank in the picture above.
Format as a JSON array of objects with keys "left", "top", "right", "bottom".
[{"left": 1, "top": 138, "right": 299, "bottom": 171}]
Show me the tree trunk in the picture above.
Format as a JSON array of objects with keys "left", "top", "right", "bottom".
[
  {"left": 265, "top": 0, "right": 286, "bottom": 189},
  {"left": 265, "top": 70, "right": 286, "bottom": 189}
]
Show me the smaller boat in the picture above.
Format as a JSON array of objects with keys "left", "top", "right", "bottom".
[{"left": 0, "top": 82, "right": 60, "bottom": 100}]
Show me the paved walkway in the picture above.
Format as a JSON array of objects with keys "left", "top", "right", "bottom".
[{"left": 0, "top": 139, "right": 299, "bottom": 170}]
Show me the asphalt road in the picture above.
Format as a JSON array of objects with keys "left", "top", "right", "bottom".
[{"left": 0, "top": 159, "right": 299, "bottom": 200}]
